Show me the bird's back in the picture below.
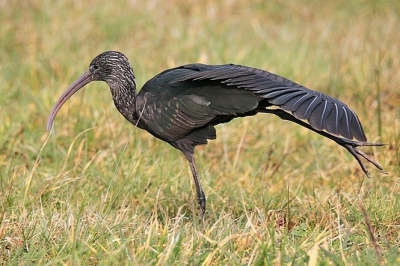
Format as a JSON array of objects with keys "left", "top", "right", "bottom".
[{"left": 135, "top": 63, "right": 367, "bottom": 149}]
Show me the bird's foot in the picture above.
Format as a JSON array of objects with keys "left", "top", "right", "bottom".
[{"left": 335, "top": 138, "right": 387, "bottom": 177}]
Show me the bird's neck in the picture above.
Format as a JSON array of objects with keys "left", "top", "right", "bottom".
[{"left": 110, "top": 78, "right": 138, "bottom": 124}]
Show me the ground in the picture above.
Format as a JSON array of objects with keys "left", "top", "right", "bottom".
[{"left": 0, "top": 0, "right": 399, "bottom": 264}]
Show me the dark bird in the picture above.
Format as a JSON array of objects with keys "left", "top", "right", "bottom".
[{"left": 47, "top": 51, "right": 385, "bottom": 217}]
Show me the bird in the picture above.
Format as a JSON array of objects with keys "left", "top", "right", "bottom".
[{"left": 47, "top": 51, "right": 385, "bottom": 217}]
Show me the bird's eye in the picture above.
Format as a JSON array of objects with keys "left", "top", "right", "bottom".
[{"left": 90, "top": 64, "right": 100, "bottom": 73}]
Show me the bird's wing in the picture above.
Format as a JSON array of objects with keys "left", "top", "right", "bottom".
[
  {"left": 136, "top": 67, "right": 260, "bottom": 143},
  {"left": 169, "top": 64, "right": 367, "bottom": 142}
]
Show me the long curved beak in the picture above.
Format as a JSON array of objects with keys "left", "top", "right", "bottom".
[{"left": 47, "top": 71, "right": 93, "bottom": 131}]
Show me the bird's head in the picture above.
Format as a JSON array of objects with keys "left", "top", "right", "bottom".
[
  {"left": 46, "top": 51, "right": 136, "bottom": 131},
  {"left": 89, "top": 51, "right": 135, "bottom": 87}
]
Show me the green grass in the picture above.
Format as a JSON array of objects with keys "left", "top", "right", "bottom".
[{"left": 1, "top": 0, "right": 400, "bottom": 264}]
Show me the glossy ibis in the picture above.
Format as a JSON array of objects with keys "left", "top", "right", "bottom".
[{"left": 47, "top": 51, "right": 385, "bottom": 217}]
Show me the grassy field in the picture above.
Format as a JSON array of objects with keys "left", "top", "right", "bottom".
[{"left": 1, "top": 0, "right": 399, "bottom": 264}]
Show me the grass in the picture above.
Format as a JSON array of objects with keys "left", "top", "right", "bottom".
[{"left": 1, "top": 0, "right": 399, "bottom": 264}]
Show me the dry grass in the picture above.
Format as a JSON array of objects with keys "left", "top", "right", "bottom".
[{"left": 1, "top": 0, "right": 399, "bottom": 264}]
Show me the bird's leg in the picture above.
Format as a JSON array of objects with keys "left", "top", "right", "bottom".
[
  {"left": 186, "top": 155, "right": 207, "bottom": 218},
  {"left": 259, "top": 108, "right": 387, "bottom": 177}
]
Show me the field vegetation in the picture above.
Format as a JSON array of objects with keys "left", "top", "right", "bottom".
[{"left": 1, "top": 0, "right": 399, "bottom": 264}]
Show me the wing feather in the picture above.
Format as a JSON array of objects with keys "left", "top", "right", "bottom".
[{"left": 143, "top": 63, "right": 368, "bottom": 142}]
